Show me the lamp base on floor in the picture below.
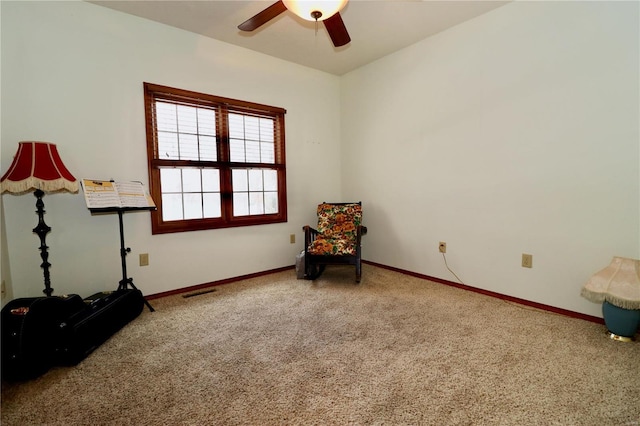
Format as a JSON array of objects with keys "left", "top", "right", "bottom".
[
  {"left": 602, "top": 301, "right": 640, "bottom": 343},
  {"left": 606, "top": 330, "right": 635, "bottom": 342}
]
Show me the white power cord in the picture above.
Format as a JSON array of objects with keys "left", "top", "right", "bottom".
[{"left": 442, "top": 252, "right": 464, "bottom": 284}]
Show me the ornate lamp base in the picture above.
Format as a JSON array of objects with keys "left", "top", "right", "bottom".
[
  {"left": 602, "top": 301, "right": 640, "bottom": 343},
  {"left": 606, "top": 330, "right": 635, "bottom": 342},
  {"left": 32, "top": 189, "right": 53, "bottom": 297}
]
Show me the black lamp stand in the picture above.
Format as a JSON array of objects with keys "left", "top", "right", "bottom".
[{"left": 32, "top": 189, "right": 54, "bottom": 297}]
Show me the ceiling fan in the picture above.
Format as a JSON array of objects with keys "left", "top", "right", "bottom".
[{"left": 238, "top": 0, "right": 351, "bottom": 47}]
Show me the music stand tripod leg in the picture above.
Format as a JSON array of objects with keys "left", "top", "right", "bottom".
[
  {"left": 119, "top": 277, "right": 155, "bottom": 312},
  {"left": 117, "top": 210, "right": 155, "bottom": 312}
]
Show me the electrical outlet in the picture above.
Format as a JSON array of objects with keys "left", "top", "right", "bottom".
[
  {"left": 290, "top": 234, "right": 296, "bottom": 244},
  {"left": 439, "top": 242, "right": 447, "bottom": 253},
  {"left": 140, "top": 253, "right": 149, "bottom": 267},
  {"left": 522, "top": 253, "right": 533, "bottom": 268}
]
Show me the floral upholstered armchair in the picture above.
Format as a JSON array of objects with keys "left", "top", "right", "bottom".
[{"left": 302, "top": 202, "right": 368, "bottom": 283}]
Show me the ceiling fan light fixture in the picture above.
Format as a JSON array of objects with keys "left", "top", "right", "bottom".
[{"left": 282, "top": 0, "right": 348, "bottom": 22}]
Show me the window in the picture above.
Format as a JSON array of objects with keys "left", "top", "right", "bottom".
[{"left": 143, "top": 83, "right": 287, "bottom": 234}]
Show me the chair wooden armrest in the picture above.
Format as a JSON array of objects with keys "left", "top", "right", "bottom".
[
  {"left": 356, "top": 225, "right": 366, "bottom": 246},
  {"left": 303, "top": 225, "right": 319, "bottom": 251}
]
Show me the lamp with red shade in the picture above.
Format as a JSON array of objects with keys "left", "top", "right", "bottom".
[{"left": 1, "top": 141, "right": 78, "bottom": 297}]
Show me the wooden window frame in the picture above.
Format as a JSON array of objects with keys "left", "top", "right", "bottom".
[{"left": 143, "top": 82, "right": 287, "bottom": 234}]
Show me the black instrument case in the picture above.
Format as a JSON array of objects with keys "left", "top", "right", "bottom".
[
  {"left": 1, "top": 289, "right": 144, "bottom": 380},
  {"left": 1, "top": 294, "right": 84, "bottom": 380},
  {"left": 57, "top": 289, "right": 144, "bottom": 365}
]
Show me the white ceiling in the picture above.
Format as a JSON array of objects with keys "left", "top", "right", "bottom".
[{"left": 89, "top": 0, "right": 510, "bottom": 75}]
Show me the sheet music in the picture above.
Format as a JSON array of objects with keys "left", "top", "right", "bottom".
[{"left": 81, "top": 179, "right": 156, "bottom": 210}]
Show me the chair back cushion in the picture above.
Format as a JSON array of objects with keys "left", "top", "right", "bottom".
[
  {"left": 317, "top": 203, "right": 362, "bottom": 239},
  {"left": 308, "top": 203, "right": 362, "bottom": 256}
]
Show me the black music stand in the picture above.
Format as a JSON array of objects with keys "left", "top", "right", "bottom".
[
  {"left": 88, "top": 207, "right": 155, "bottom": 312},
  {"left": 83, "top": 180, "right": 155, "bottom": 312},
  {"left": 113, "top": 208, "right": 155, "bottom": 312}
]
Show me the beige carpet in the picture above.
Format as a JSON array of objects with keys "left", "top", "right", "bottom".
[{"left": 2, "top": 265, "right": 639, "bottom": 425}]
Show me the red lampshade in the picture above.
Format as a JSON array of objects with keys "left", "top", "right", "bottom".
[{"left": 1, "top": 141, "right": 78, "bottom": 195}]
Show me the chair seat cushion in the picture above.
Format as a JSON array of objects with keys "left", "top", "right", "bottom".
[{"left": 308, "top": 236, "right": 356, "bottom": 256}]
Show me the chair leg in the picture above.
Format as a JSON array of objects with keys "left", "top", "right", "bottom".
[
  {"left": 306, "top": 264, "right": 325, "bottom": 280},
  {"left": 305, "top": 262, "right": 315, "bottom": 280},
  {"left": 317, "top": 264, "right": 326, "bottom": 279},
  {"left": 355, "top": 262, "right": 362, "bottom": 283}
]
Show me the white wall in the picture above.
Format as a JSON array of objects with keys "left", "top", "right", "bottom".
[
  {"left": 341, "top": 1, "right": 639, "bottom": 317},
  {"left": 1, "top": 1, "right": 342, "bottom": 299},
  {"left": 3, "top": 1, "right": 638, "bottom": 318}
]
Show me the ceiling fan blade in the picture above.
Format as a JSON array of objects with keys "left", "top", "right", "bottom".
[
  {"left": 323, "top": 12, "right": 351, "bottom": 47},
  {"left": 238, "top": 1, "right": 287, "bottom": 32}
]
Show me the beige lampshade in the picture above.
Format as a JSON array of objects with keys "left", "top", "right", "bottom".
[{"left": 581, "top": 257, "right": 640, "bottom": 310}]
